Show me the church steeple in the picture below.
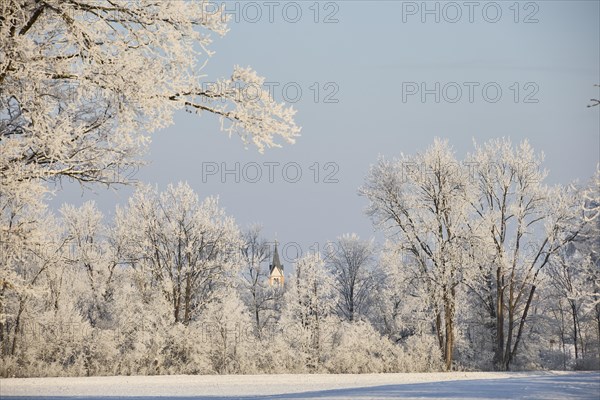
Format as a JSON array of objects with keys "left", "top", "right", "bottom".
[
  {"left": 270, "top": 241, "right": 282, "bottom": 273},
  {"left": 268, "top": 241, "right": 284, "bottom": 287}
]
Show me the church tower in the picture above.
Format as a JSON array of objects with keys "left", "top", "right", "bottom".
[{"left": 268, "top": 241, "right": 284, "bottom": 287}]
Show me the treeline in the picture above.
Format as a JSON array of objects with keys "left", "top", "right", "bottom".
[{"left": 0, "top": 139, "right": 598, "bottom": 377}]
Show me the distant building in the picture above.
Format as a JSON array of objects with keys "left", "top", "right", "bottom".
[{"left": 268, "top": 241, "right": 285, "bottom": 287}]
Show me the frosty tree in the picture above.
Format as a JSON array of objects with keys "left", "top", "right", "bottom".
[
  {"left": 0, "top": 0, "right": 300, "bottom": 195},
  {"left": 0, "top": 199, "right": 64, "bottom": 357},
  {"left": 546, "top": 243, "right": 588, "bottom": 362},
  {"left": 200, "top": 288, "right": 254, "bottom": 374},
  {"left": 576, "top": 168, "right": 600, "bottom": 361},
  {"left": 60, "top": 201, "right": 121, "bottom": 328},
  {"left": 325, "top": 234, "right": 376, "bottom": 322},
  {"left": 239, "top": 226, "right": 281, "bottom": 338},
  {"left": 280, "top": 253, "right": 337, "bottom": 372},
  {"left": 581, "top": 168, "right": 600, "bottom": 306},
  {"left": 466, "top": 139, "right": 583, "bottom": 370},
  {"left": 360, "top": 139, "right": 475, "bottom": 370},
  {"left": 116, "top": 182, "right": 242, "bottom": 325},
  {"left": 374, "top": 240, "right": 444, "bottom": 359}
]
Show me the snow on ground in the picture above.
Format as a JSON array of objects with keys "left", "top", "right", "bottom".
[{"left": 1, "top": 371, "right": 598, "bottom": 399}]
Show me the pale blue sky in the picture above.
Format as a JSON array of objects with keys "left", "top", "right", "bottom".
[{"left": 52, "top": 1, "right": 600, "bottom": 265}]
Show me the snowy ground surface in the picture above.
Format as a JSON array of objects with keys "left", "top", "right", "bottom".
[{"left": 1, "top": 371, "right": 599, "bottom": 399}]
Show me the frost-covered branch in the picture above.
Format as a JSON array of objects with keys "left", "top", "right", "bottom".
[{"left": 0, "top": 0, "right": 300, "bottom": 198}]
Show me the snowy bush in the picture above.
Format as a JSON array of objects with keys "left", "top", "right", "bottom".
[
  {"left": 325, "top": 321, "right": 400, "bottom": 374},
  {"left": 401, "top": 334, "right": 444, "bottom": 373},
  {"left": 199, "top": 290, "right": 256, "bottom": 374}
]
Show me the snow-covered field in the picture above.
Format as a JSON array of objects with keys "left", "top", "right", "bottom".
[{"left": 1, "top": 371, "right": 599, "bottom": 399}]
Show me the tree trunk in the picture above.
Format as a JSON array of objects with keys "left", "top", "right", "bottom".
[
  {"left": 173, "top": 279, "right": 181, "bottom": 323},
  {"left": 444, "top": 303, "right": 454, "bottom": 370},
  {"left": 435, "top": 312, "right": 444, "bottom": 353},
  {"left": 570, "top": 300, "right": 579, "bottom": 359},
  {"left": 183, "top": 276, "right": 192, "bottom": 324},
  {"left": 596, "top": 304, "right": 600, "bottom": 361},
  {"left": 503, "top": 302, "right": 514, "bottom": 371},
  {"left": 11, "top": 299, "right": 25, "bottom": 356},
  {"left": 558, "top": 305, "right": 567, "bottom": 370},
  {"left": 508, "top": 285, "right": 536, "bottom": 370},
  {"left": 494, "top": 267, "right": 505, "bottom": 369},
  {"left": 254, "top": 304, "right": 261, "bottom": 339}
]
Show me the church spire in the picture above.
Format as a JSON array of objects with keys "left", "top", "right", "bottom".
[
  {"left": 268, "top": 240, "right": 284, "bottom": 287},
  {"left": 270, "top": 241, "right": 283, "bottom": 273}
]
